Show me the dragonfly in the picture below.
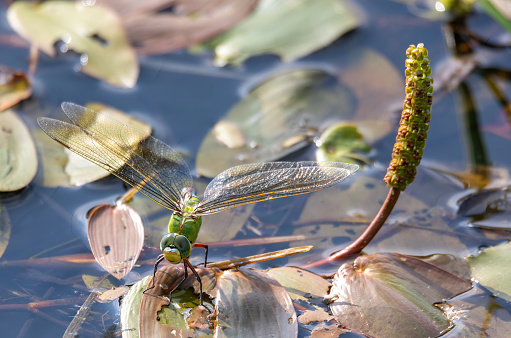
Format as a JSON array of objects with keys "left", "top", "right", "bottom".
[{"left": 38, "top": 102, "right": 359, "bottom": 308}]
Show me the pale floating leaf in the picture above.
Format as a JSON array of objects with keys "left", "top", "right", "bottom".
[
  {"left": 120, "top": 275, "right": 151, "bottom": 338},
  {"left": 196, "top": 68, "right": 355, "bottom": 177},
  {"left": 329, "top": 253, "right": 472, "bottom": 337},
  {"left": 33, "top": 128, "right": 72, "bottom": 187},
  {"left": 97, "top": 285, "right": 129, "bottom": 303},
  {"left": 7, "top": 1, "right": 138, "bottom": 88},
  {"left": 196, "top": 203, "right": 254, "bottom": 243},
  {"left": 266, "top": 266, "right": 331, "bottom": 301},
  {"left": 88, "top": 203, "right": 144, "bottom": 279},
  {"left": 102, "top": 0, "right": 258, "bottom": 55},
  {"left": 210, "top": 0, "right": 360, "bottom": 66},
  {"left": 0, "top": 109, "right": 37, "bottom": 191},
  {"left": 0, "top": 203, "right": 11, "bottom": 260},
  {"left": 467, "top": 242, "right": 511, "bottom": 302},
  {"left": 215, "top": 269, "right": 297, "bottom": 337},
  {"left": 0, "top": 67, "right": 31, "bottom": 111},
  {"left": 65, "top": 103, "right": 152, "bottom": 186}
]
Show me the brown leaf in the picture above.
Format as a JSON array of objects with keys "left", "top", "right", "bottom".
[
  {"left": 101, "top": 0, "right": 258, "bottom": 55},
  {"left": 87, "top": 203, "right": 144, "bottom": 279},
  {"left": 0, "top": 67, "right": 31, "bottom": 111},
  {"left": 329, "top": 253, "right": 472, "bottom": 337}
]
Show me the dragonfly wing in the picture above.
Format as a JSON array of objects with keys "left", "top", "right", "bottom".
[
  {"left": 196, "top": 161, "right": 358, "bottom": 215},
  {"left": 59, "top": 102, "right": 192, "bottom": 204}
]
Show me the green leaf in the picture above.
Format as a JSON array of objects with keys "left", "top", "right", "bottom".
[
  {"left": 0, "top": 110, "right": 37, "bottom": 191},
  {"left": 467, "top": 242, "right": 511, "bottom": 302},
  {"left": 7, "top": 1, "right": 138, "bottom": 88},
  {"left": 209, "top": 0, "right": 360, "bottom": 66}
]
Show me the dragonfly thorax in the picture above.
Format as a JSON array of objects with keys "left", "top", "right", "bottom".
[
  {"left": 168, "top": 188, "right": 203, "bottom": 244},
  {"left": 160, "top": 233, "right": 192, "bottom": 264}
]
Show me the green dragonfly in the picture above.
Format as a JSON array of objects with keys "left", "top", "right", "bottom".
[{"left": 38, "top": 102, "right": 359, "bottom": 307}]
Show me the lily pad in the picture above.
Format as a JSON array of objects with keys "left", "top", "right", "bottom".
[
  {"left": 0, "top": 109, "right": 37, "bottom": 191},
  {"left": 196, "top": 68, "right": 355, "bottom": 177},
  {"left": 88, "top": 203, "right": 144, "bottom": 279},
  {"left": 209, "top": 0, "right": 360, "bottom": 66},
  {"left": 467, "top": 242, "right": 511, "bottom": 302},
  {"left": 329, "top": 253, "right": 472, "bottom": 337},
  {"left": 0, "top": 67, "right": 31, "bottom": 111},
  {"left": 7, "top": 1, "right": 138, "bottom": 88},
  {"left": 120, "top": 275, "right": 151, "bottom": 338}
]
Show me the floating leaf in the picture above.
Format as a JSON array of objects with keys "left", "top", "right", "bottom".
[
  {"left": 329, "top": 253, "right": 472, "bottom": 337},
  {"left": 267, "top": 266, "right": 330, "bottom": 301},
  {"left": 467, "top": 242, "right": 511, "bottom": 302},
  {"left": 196, "top": 68, "right": 355, "bottom": 177},
  {"left": 36, "top": 103, "right": 151, "bottom": 187},
  {"left": 103, "top": 0, "right": 258, "bottom": 55},
  {"left": 7, "top": 1, "right": 138, "bottom": 88},
  {"left": 0, "top": 203, "right": 11, "bottom": 260},
  {"left": 0, "top": 109, "right": 37, "bottom": 191},
  {"left": 214, "top": 269, "right": 297, "bottom": 337},
  {"left": 209, "top": 0, "right": 360, "bottom": 66},
  {"left": 120, "top": 275, "right": 151, "bottom": 338},
  {"left": 88, "top": 203, "right": 144, "bottom": 279},
  {"left": 0, "top": 67, "right": 31, "bottom": 111},
  {"left": 82, "top": 274, "right": 116, "bottom": 290}
]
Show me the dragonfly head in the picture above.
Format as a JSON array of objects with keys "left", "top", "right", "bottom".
[{"left": 160, "top": 233, "right": 192, "bottom": 264}]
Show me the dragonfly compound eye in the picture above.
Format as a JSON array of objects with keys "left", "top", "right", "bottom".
[{"left": 160, "top": 233, "right": 192, "bottom": 264}]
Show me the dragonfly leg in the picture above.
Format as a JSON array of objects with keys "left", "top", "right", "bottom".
[
  {"left": 183, "top": 258, "right": 210, "bottom": 313},
  {"left": 193, "top": 243, "right": 209, "bottom": 267},
  {"left": 143, "top": 254, "right": 165, "bottom": 294}
]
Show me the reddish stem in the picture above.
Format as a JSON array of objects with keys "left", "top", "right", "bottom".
[{"left": 305, "top": 187, "right": 400, "bottom": 269}]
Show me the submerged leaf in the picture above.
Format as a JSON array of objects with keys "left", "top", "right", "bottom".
[
  {"left": 316, "top": 122, "right": 383, "bottom": 164},
  {"left": 210, "top": 0, "right": 360, "bottom": 66},
  {"left": 0, "top": 110, "right": 37, "bottom": 191},
  {"left": 329, "top": 253, "right": 472, "bottom": 337},
  {"left": 0, "top": 203, "right": 11, "bottom": 260},
  {"left": 103, "top": 0, "right": 258, "bottom": 55},
  {"left": 7, "top": 1, "right": 138, "bottom": 87},
  {"left": 0, "top": 67, "right": 31, "bottom": 111},
  {"left": 196, "top": 68, "right": 355, "bottom": 177},
  {"left": 467, "top": 242, "right": 511, "bottom": 302},
  {"left": 88, "top": 203, "right": 144, "bottom": 279}
]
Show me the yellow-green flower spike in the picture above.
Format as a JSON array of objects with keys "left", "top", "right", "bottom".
[{"left": 384, "top": 43, "right": 433, "bottom": 191}]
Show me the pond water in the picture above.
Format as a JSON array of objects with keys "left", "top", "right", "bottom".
[{"left": 1, "top": 0, "right": 511, "bottom": 337}]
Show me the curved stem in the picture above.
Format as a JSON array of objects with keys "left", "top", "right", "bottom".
[{"left": 304, "top": 187, "right": 400, "bottom": 269}]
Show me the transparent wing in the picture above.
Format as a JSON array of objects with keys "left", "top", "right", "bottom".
[
  {"left": 195, "top": 161, "right": 358, "bottom": 215},
  {"left": 38, "top": 103, "right": 192, "bottom": 211}
]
